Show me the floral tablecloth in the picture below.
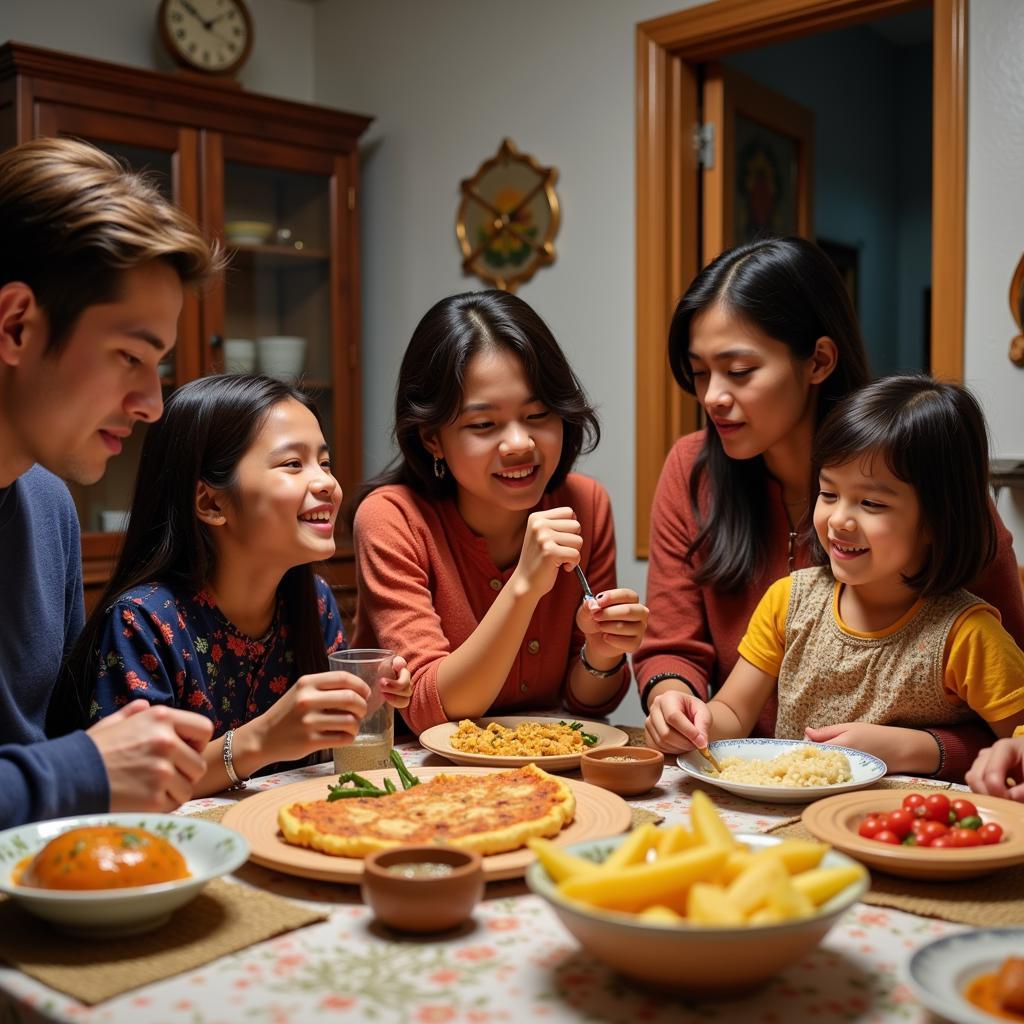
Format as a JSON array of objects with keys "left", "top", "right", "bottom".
[{"left": 0, "top": 742, "right": 966, "bottom": 1023}]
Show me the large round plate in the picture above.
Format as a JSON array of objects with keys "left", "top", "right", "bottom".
[
  {"left": 419, "top": 716, "right": 629, "bottom": 771},
  {"left": 905, "top": 929, "right": 1024, "bottom": 1023},
  {"left": 676, "top": 738, "right": 886, "bottom": 803},
  {"left": 802, "top": 789, "right": 1024, "bottom": 880},
  {"left": 0, "top": 813, "right": 249, "bottom": 937},
  {"left": 221, "top": 766, "right": 632, "bottom": 883}
]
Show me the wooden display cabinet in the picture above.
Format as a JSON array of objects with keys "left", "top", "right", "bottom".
[{"left": 0, "top": 42, "right": 371, "bottom": 622}]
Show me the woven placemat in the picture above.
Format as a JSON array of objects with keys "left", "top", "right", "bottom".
[
  {"left": 614, "top": 724, "right": 648, "bottom": 747},
  {"left": 631, "top": 808, "right": 665, "bottom": 827},
  {"left": 0, "top": 876, "right": 327, "bottom": 1005},
  {"left": 769, "top": 781, "right": 1024, "bottom": 927},
  {"left": 186, "top": 804, "right": 230, "bottom": 824}
]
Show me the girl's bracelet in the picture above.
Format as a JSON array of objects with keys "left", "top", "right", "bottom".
[
  {"left": 222, "top": 728, "right": 249, "bottom": 791},
  {"left": 579, "top": 642, "right": 626, "bottom": 678}
]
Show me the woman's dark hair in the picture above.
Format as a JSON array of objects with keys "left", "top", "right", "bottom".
[
  {"left": 354, "top": 289, "right": 600, "bottom": 511},
  {"left": 667, "top": 236, "right": 872, "bottom": 591},
  {"left": 811, "top": 374, "right": 996, "bottom": 597},
  {"left": 50, "top": 374, "right": 330, "bottom": 735}
]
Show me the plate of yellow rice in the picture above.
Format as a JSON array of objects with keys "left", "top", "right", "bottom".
[
  {"left": 677, "top": 738, "right": 886, "bottom": 803},
  {"left": 419, "top": 717, "right": 630, "bottom": 772}
]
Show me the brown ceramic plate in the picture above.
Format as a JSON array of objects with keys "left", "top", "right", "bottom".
[
  {"left": 802, "top": 789, "right": 1024, "bottom": 880},
  {"left": 418, "top": 717, "right": 629, "bottom": 771},
  {"left": 221, "top": 766, "right": 632, "bottom": 883}
]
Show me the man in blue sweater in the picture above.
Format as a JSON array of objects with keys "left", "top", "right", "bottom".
[{"left": 0, "top": 137, "right": 221, "bottom": 826}]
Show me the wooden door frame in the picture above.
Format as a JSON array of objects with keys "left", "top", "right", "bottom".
[{"left": 635, "top": 0, "right": 967, "bottom": 557}]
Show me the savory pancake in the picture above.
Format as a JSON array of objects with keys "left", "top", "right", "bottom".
[{"left": 278, "top": 763, "right": 575, "bottom": 857}]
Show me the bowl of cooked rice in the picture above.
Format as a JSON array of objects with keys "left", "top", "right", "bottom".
[{"left": 676, "top": 739, "right": 886, "bottom": 804}]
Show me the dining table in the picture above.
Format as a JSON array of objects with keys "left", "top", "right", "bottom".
[{"left": 0, "top": 735, "right": 980, "bottom": 1024}]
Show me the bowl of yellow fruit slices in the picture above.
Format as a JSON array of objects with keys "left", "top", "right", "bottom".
[{"left": 526, "top": 790, "right": 868, "bottom": 996}]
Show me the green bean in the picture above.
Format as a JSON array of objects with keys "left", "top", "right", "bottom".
[
  {"left": 389, "top": 748, "right": 421, "bottom": 788},
  {"left": 327, "top": 784, "right": 387, "bottom": 802},
  {"left": 562, "top": 720, "right": 599, "bottom": 745}
]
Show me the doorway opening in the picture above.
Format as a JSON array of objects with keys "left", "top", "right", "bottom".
[{"left": 634, "top": 0, "right": 965, "bottom": 557}]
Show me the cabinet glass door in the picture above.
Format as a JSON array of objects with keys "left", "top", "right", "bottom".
[{"left": 211, "top": 137, "right": 357, "bottom": 503}]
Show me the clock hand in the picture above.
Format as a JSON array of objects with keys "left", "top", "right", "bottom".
[
  {"left": 207, "top": 24, "right": 234, "bottom": 46},
  {"left": 178, "top": 0, "right": 206, "bottom": 23}
]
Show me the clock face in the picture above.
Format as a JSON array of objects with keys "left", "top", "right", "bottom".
[{"left": 160, "top": 0, "right": 253, "bottom": 75}]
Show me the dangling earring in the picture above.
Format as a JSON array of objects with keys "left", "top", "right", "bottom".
[{"left": 433, "top": 456, "right": 447, "bottom": 480}]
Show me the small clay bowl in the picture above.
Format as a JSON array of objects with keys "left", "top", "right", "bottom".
[
  {"left": 361, "top": 845, "right": 484, "bottom": 933},
  {"left": 580, "top": 746, "right": 664, "bottom": 797}
]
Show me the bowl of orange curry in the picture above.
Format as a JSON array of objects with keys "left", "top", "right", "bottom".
[{"left": 0, "top": 813, "right": 249, "bottom": 936}]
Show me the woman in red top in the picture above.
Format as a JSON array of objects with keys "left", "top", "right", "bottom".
[
  {"left": 353, "top": 291, "right": 648, "bottom": 734},
  {"left": 637, "top": 236, "right": 1024, "bottom": 780}
]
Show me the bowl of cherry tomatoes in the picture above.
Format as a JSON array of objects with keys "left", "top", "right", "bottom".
[
  {"left": 802, "top": 789, "right": 1024, "bottom": 880},
  {"left": 858, "top": 792, "right": 1004, "bottom": 850}
]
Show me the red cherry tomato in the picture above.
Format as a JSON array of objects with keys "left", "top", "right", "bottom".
[
  {"left": 929, "top": 835, "right": 957, "bottom": 848},
  {"left": 872, "top": 829, "right": 901, "bottom": 845},
  {"left": 978, "top": 822, "right": 1004, "bottom": 845},
  {"left": 923, "top": 793, "right": 952, "bottom": 822},
  {"left": 918, "top": 820, "right": 950, "bottom": 844},
  {"left": 951, "top": 799, "right": 978, "bottom": 821},
  {"left": 910, "top": 816, "right": 931, "bottom": 836},
  {"left": 949, "top": 827, "right": 983, "bottom": 847},
  {"left": 858, "top": 816, "right": 885, "bottom": 839},
  {"left": 902, "top": 793, "right": 927, "bottom": 815},
  {"left": 884, "top": 809, "right": 914, "bottom": 838}
]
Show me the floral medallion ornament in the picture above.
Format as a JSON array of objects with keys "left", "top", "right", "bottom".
[{"left": 456, "top": 138, "right": 559, "bottom": 292}]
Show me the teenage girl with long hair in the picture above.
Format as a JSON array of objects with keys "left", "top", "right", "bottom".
[
  {"left": 52, "top": 374, "right": 411, "bottom": 795},
  {"left": 352, "top": 290, "right": 648, "bottom": 733}
]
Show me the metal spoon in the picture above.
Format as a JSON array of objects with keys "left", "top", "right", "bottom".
[
  {"left": 574, "top": 565, "right": 597, "bottom": 604},
  {"left": 697, "top": 745, "right": 722, "bottom": 773}
]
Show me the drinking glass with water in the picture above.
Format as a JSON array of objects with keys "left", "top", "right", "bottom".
[{"left": 329, "top": 648, "right": 396, "bottom": 773}]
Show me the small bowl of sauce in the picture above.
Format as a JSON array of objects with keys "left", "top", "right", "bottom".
[
  {"left": 580, "top": 745, "right": 665, "bottom": 796},
  {"left": 362, "top": 845, "right": 484, "bottom": 933}
]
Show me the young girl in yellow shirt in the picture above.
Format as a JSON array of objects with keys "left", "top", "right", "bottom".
[{"left": 647, "top": 375, "right": 1024, "bottom": 776}]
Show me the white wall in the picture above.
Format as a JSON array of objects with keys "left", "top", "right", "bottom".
[
  {"left": 311, "top": 0, "right": 692, "bottom": 598},
  {"left": 965, "top": 0, "right": 1024, "bottom": 544},
  {"left": 0, "top": 0, "right": 316, "bottom": 102},
  {"left": 312, "top": 0, "right": 697, "bottom": 726}
]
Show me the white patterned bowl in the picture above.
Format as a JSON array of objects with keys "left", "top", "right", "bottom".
[
  {"left": 0, "top": 813, "right": 249, "bottom": 937},
  {"left": 905, "top": 929, "right": 1024, "bottom": 1024},
  {"left": 527, "top": 832, "right": 868, "bottom": 996},
  {"left": 677, "top": 738, "right": 887, "bottom": 803}
]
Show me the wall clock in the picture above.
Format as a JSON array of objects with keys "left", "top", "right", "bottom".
[
  {"left": 158, "top": 0, "right": 254, "bottom": 77},
  {"left": 456, "top": 138, "right": 560, "bottom": 292}
]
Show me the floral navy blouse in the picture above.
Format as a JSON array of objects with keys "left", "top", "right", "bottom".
[{"left": 89, "top": 575, "right": 346, "bottom": 737}]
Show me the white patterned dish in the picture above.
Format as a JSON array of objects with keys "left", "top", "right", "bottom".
[
  {"left": 676, "top": 738, "right": 886, "bottom": 804},
  {"left": 0, "top": 813, "right": 249, "bottom": 937},
  {"left": 905, "top": 929, "right": 1024, "bottom": 1023}
]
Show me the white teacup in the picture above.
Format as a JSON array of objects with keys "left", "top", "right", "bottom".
[
  {"left": 258, "top": 336, "right": 307, "bottom": 381},
  {"left": 223, "top": 338, "right": 256, "bottom": 374}
]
